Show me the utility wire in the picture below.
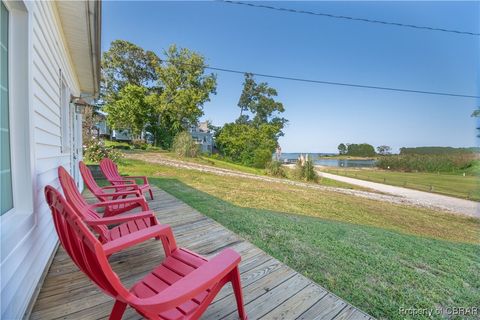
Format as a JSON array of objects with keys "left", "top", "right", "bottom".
[
  {"left": 159, "top": 59, "right": 480, "bottom": 99},
  {"left": 219, "top": 0, "right": 480, "bottom": 37}
]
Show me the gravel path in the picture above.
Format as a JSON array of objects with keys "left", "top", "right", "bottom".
[
  {"left": 128, "top": 153, "right": 478, "bottom": 217},
  {"left": 318, "top": 171, "right": 479, "bottom": 218}
]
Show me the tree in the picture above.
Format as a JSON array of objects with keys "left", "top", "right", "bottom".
[
  {"left": 237, "top": 73, "right": 287, "bottom": 130},
  {"left": 101, "top": 40, "right": 160, "bottom": 105},
  {"left": 338, "top": 143, "right": 347, "bottom": 155},
  {"left": 150, "top": 45, "right": 217, "bottom": 149},
  {"left": 346, "top": 143, "right": 376, "bottom": 157},
  {"left": 216, "top": 74, "right": 286, "bottom": 168},
  {"left": 472, "top": 107, "right": 480, "bottom": 137},
  {"left": 376, "top": 145, "right": 392, "bottom": 155},
  {"left": 104, "top": 84, "right": 155, "bottom": 138}
]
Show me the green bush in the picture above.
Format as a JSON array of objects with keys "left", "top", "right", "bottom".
[
  {"left": 293, "top": 160, "right": 305, "bottom": 180},
  {"left": 132, "top": 139, "right": 148, "bottom": 150},
  {"left": 172, "top": 131, "right": 199, "bottom": 158},
  {"left": 293, "top": 158, "right": 319, "bottom": 182},
  {"left": 377, "top": 154, "right": 478, "bottom": 173},
  {"left": 84, "top": 139, "right": 123, "bottom": 163},
  {"left": 252, "top": 148, "right": 273, "bottom": 168},
  {"left": 303, "top": 158, "right": 319, "bottom": 182},
  {"left": 215, "top": 123, "right": 278, "bottom": 168},
  {"left": 265, "top": 160, "right": 286, "bottom": 177}
]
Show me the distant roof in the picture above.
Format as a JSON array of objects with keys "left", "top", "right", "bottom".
[{"left": 95, "top": 110, "right": 108, "bottom": 117}]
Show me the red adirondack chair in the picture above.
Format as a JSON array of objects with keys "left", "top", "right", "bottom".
[
  {"left": 58, "top": 166, "right": 158, "bottom": 244},
  {"left": 44, "top": 185, "right": 247, "bottom": 320},
  {"left": 80, "top": 161, "right": 147, "bottom": 216},
  {"left": 100, "top": 158, "right": 154, "bottom": 200}
]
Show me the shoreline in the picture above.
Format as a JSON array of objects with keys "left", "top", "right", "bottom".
[{"left": 316, "top": 156, "right": 377, "bottom": 160}]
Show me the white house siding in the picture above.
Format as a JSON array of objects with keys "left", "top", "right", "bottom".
[{"left": 1, "top": 1, "right": 84, "bottom": 319}]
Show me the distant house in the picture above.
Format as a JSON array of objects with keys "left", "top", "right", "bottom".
[
  {"left": 0, "top": 1, "right": 101, "bottom": 318},
  {"left": 94, "top": 110, "right": 133, "bottom": 141},
  {"left": 189, "top": 121, "right": 214, "bottom": 153},
  {"left": 111, "top": 128, "right": 133, "bottom": 141}
]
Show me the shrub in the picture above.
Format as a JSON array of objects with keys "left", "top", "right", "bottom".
[
  {"left": 172, "top": 131, "right": 199, "bottom": 158},
  {"left": 293, "top": 160, "right": 305, "bottom": 180},
  {"left": 303, "top": 158, "right": 319, "bottom": 182},
  {"left": 292, "top": 157, "right": 319, "bottom": 182},
  {"left": 252, "top": 148, "right": 273, "bottom": 168},
  {"left": 84, "top": 139, "right": 123, "bottom": 163},
  {"left": 132, "top": 139, "right": 148, "bottom": 150},
  {"left": 265, "top": 160, "right": 286, "bottom": 177},
  {"left": 215, "top": 123, "right": 278, "bottom": 168},
  {"left": 376, "top": 154, "right": 478, "bottom": 173}
]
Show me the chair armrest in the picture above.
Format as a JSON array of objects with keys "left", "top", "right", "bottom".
[
  {"left": 131, "top": 249, "right": 240, "bottom": 310},
  {"left": 108, "top": 179, "right": 135, "bottom": 184},
  {"left": 88, "top": 197, "right": 149, "bottom": 212},
  {"left": 110, "top": 179, "right": 136, "bottom": 184},
  {"left": 102, "top": 184, "right": 139, "bottom": 191},
  {"left": 100, "top": 190, "right": 142, "bottom": 198},
  {"left": 103, "top": 224, "right": 177, "bottom": 256},
  {"left": 126, "top": 176, "right": 149, "bottom": 184},
  {"left": 85, "top": 211, "right": 154, "bottom": 226}
]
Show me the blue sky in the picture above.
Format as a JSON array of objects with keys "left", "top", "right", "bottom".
[{"left": 102, "top": 1, "right": 479, "bottom": 153}]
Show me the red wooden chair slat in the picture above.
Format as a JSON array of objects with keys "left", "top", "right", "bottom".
[
  {"left": 44, "top": 186, "right": 247, "bottom": 320},
  {"left": 80, "top": 161, "right": 146, "bottom": 216},
  {"left": 100, "top": 158, "right": 154, "bottom": 200},
  {"left": 58, "top": 166, "right": 157, "bottom": 244}
]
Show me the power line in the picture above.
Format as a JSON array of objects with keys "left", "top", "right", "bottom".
[
  {"left": 159, "top": 59, "right": 480, "bottom": 99},
  {"left": 219, "top": 0, "right": 480, "bottom": 37}
]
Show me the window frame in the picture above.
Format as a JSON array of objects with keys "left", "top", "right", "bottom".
[
  {"left": 0, "top": 0, "right": 35, "bottom": 254},
  {"left": 1, "top": 1, "right": 13, "bottom": 216},
  {"left": 59, "top": 71, "right": 71, "bottom": 154}
]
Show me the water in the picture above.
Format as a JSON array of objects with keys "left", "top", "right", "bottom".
[
  {"left": 315, "top": 158, "right": 376, "bottom": 168},
  {"left": 276, "top": 153, "right": 377, "bottom": 168}
]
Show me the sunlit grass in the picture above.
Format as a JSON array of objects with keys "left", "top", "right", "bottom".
[
  {"left": 116, "top": 159, "right": 480, "bottom": 320},
  {"left": 321, "top": 168, "right": 479, "bottom": 201}
]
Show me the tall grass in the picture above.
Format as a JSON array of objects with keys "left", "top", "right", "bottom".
[{"left": 377, "top": 153, "right": 478, "bottom": 173}]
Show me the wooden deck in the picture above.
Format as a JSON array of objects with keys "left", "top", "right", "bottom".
[{"left": 31, "top": 186, "right": 374, "bottom": 320}]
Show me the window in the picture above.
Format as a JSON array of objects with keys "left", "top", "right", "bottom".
[
  {"left": 60, "top": 73, "right": 71, "bottom": 153},
  {"left": 0, "top": 2, "right": 12, "bottom": 215},
  {"left": 0, "top": 0, "right": 32, "bottom": 219}
]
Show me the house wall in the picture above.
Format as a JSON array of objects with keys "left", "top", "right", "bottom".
[{"left": 0, "top": 1, "right": 83, "bottom": 318}]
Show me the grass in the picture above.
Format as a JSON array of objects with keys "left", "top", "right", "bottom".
[
  {"left": 321, "top": 168, "right": 480, "bottom": 201},
  {"left": 104, "top": 140, "right": 132, "bottom": 149},
  {"left": 117, "top": 159, "right": 480, "bottom": 320},
  {"left": 163, "top": 152, "right": 265, "bottom": 175},
  {"left": 125, "top": 151, "right": 366, "bottom": 190}
]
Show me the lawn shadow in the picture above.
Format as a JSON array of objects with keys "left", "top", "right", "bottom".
[{"left": 146, "top": 177, "right": 480, "bottom": 320}]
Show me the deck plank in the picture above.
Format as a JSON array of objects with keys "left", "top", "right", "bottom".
[{"left": 30, "top": 185, "right": 373, "bottom": 319}]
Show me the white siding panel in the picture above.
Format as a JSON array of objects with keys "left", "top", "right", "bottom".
[
  {"left": 35, "top": 157, "right": 69, "bottom": 176},
  {"left": 34, "top": 128, "right": 61, "bottom": 149},
  {"left": 1, "top": 1, "right": 84, "bottom": 318},
  {"left": 36, "top": 167, "right": 64, "bottom": 193},
  {"left": 35, "top": 143, "right": 62, "bottom": 160},
  {"left": 34, "top": 110, "right": 61, "bottom": 136},
  {"left": 32, "top": 59, "right": 61, "bottom": 108},
  {"left": 32, "top": 92, "right": 61, "bottom": 123},
  {"left": 31, "top": 40, "right": 60, "bottom": 101}
]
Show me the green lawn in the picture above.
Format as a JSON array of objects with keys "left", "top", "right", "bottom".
[
  {"left": 321, "top": 168, "right": 480, "bottom": 201},
  {"left": 118, "top": 159, "right": 480, "bottom": 320},
  {"left": 125, "top": 151, "right": 367, "bottom": 190},
  {"left": 162, "top": 152, "right": 265, "bottom": 175}
]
